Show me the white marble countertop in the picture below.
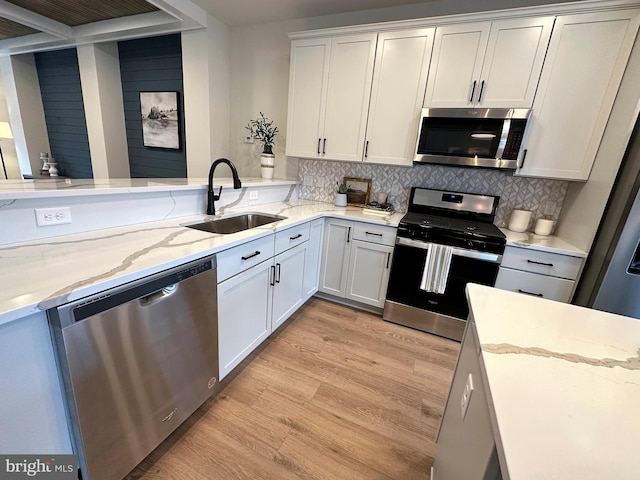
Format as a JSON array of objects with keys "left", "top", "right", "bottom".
[
  {"left": 0, "top": 200, "right": 403, "bottom": 326},
  {"left": 466, "top": 283, "right": 640, "bottom": 480},
  {"left": 500, "top": 227, "right": 587, "bottom": 258},
  {"left": 0, "top": 177, "right": 298, "bottom": 200}
]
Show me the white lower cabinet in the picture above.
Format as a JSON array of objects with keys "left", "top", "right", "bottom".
[
  {"left": 218, "top": 258, "right": 273, "bottom": 380},
  {"left": 303, "top": 218, "right": 324, "bottom": 300},
  {"left": 494, "top": 246, "right": 583, "bottom": 303},
  {"left": 319, "top": 219, "right": 396, "bottom": 308},
  {"left": 345, "top": 240, "right": 393, "bottom": 308},
  {"left": 272, "top": 243, "right": 307, "bottom": 332},
  {"left": 218, "top": 222, "right": 321, "bottom": 380}
]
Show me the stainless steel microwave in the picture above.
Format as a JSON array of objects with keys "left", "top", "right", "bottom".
[{"left": 414, "top": 108, "right": 530, "bottom": 169}]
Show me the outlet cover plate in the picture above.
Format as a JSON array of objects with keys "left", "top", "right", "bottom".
[
  {"left": 35, "top": 207, "right": 72, "bottom": 227},
  {"left": 460, "top": 373, "right": 474, "bottom": 420}
]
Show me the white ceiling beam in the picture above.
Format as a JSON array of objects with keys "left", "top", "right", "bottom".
[
  {"left": 0, "top": 0, "right": 72, "bottom": 38},
  {"left": 145, "top": 0, "right": 208, "bottom": 26}
]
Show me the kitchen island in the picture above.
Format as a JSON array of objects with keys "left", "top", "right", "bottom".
[{"left": 434, "top": 283, "right": 640, "bottom": 480}]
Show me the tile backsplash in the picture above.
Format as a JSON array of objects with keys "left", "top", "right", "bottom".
[{"left": 298, "top": 159, "right": 568, "bottom": 229}]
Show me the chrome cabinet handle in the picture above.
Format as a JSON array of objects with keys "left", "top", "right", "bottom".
[
  {"left": 270, "top": 265, "right": 276, "bottom": 286},
  {"left": 518, "top": 288, "right": 543, "bottom": 297},
  {"left": 518, "top": 149, "right": 528, "bottom": 169},
  {"left": 241, "top": 251, "right": 261, "bottom": 261},
  {"left": 478, "top": 80, "right": 485, "bottom": 102},
  {"left": 290, "top": 233, "right": 303, "bottom": 240},
  {"left": 323, "top": 138, "right": 327, "bottom": 154},
  {"left": 469, "top": 80, "right": 477, "bottom": 102},
  {"left": 276, "top": 263, "right": 281, "bottom": 283},
  {"left": 527, "top": 259, "right": 553, "bottom": 267},
  {"left": 364, "top": 140, "right": 369, "bottom": 158}
]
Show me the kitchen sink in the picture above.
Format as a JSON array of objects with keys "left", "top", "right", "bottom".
[{"left": 184, "top": 213, "right": 287, "bottom": 234}]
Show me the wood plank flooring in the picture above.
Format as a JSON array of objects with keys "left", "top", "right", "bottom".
[{"left": 125, "top": 298, "right": 460, "bottom": 480}]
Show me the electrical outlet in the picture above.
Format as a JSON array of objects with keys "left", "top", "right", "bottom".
[
  {"left": 243, "top": 135, "right": 254, "bottom": 144},
  {"left": 249, "top": 191, "right": 259, "bottom": 200},
  {"left": 460, "top": 373, "right": 474, "bottom": 419},
  {"left": 544, "top": 201, "right": 557, "bottom": 216},
  {"left": 35, "top": 207, "right": 72, "bottom": 227}
]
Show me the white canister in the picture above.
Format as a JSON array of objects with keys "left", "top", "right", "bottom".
[
  {"left": 534, "top": 218, "right": 554, "bottom": 236},
  {"left": 508, "top": 209, "right": 532, "bottom": 233}
]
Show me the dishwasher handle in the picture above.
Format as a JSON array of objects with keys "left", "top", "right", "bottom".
[{"left": 139, "top": 284, "right": 178, "bottom": 306}]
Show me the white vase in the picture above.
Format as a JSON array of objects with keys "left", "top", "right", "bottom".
[
  {"left": 260, "top": 153, "right": 275, "bottom": 179},
  {"left": 335, "top": 193, "right": 347, "bottom": 207}
]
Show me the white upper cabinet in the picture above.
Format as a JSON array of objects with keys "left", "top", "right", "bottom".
[
  {"left": 286, "top": 34, "right": 377, "bottom": 161},
  {"left": 424, "top": 17, "right": 553, "bottom": 108},
  {"left": 286, "top": 38, "right": 331, "bottom": 159},
  {"left": 516, "top": 10, "right": 640, "bottom": 180},
  {"left": 364, "top": 28, "right": 435, "bottom": 166},
  {"left": 423, "top": 22, "right": 490, "bottom": 108}
]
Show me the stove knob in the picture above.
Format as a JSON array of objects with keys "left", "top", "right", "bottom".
[{"left": 467, "top": 240, "right": 474, "bottom": 248}]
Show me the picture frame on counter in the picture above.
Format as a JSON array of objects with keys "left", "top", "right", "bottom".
[
  {"left": 344, "top": 177, "right": 371, "bottom": 206},
  {"left": 140, "top": 91, "right": 180, "bottom": 149}
]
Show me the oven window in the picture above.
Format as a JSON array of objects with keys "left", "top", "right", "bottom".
[{"left": 417, "top": 117, "right": 504, "bottom": 158}]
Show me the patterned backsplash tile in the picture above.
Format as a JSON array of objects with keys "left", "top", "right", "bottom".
[{"left": 298, "top": 159, "right": 568, "bottom": 230}]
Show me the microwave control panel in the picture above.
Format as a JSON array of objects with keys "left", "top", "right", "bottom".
[{"left": 501, "top": 119, "right": 527, "bottom": 160}]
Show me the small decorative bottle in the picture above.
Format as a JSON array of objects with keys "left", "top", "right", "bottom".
[
  {"left": 40, "top": 153, "right": 50, "bottom": 176},
  {"left": 48, "top": 158, "right": 59, "bottom": 177}
]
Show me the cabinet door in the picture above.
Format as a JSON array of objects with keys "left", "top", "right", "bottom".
[
  {"left": 517, "top": 10, "right": 640, "bottom": 180},
  {"left": 345, "top": 240, "right": 393, "bottom": 308},
  {"left": 365, "top": 28, "right": 435, "bottom": 166},
  {"left": 218, "top": 260, "right": 272, "bottom": 380},
  {"left": 423, "top": 22, "right": 490, "bottom": 107},
  {"left": 477, "top": 17, "right": 553, "bottom": 108},
  {"left": 318, "top": 219, "right": 353, "bottom": 297},
  {"left": 286, "top": 38, "right": 331, "bottom": 158},
  {"left": 272, "top": 243, "right": 307, "bottom": 332},
  {"left": 303, "top": 218, "right": 324, "bottom": 300},
  {"left": 322, "top": 34, "right": 377, "bottom": 161}
]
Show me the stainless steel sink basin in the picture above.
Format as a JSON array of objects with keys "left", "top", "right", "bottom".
[{"left": 184, "top": 213, "right": 287, "bottom": 234}]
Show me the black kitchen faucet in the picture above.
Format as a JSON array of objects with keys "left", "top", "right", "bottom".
[{"left": 207, "top": 158, "right": 242, "bottom": 215}]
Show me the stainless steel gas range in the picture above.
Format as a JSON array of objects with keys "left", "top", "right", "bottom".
[{"left": 383, "top": 187, "right": 506, "bottom": 341}]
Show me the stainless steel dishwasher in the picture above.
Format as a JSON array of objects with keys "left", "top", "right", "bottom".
[{"left": 48, "top": 255, "right": 219, "bottom": 480}]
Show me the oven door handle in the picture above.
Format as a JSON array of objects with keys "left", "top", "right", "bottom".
[{"left": 395, "top": 237, "right": 503, "bottom": 263}]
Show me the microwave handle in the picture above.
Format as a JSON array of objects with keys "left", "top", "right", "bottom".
[{"left": 517, "top": 149, "right": 528, "bottom": 169}]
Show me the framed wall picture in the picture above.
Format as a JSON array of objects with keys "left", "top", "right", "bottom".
[
  {"left": 344, "top": 177, "right": 372, "bottom": 206},
  {"left": 140, "top": 91, "right": 180, "bottom": 149}
]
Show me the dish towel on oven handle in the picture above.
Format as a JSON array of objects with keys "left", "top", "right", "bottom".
[{"left": 420, "top": 243, "right": 454, "bottom": 294}]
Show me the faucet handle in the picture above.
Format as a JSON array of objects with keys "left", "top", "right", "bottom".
[{"left": 213, "top": 185, "right": 222, "bottom": 201}]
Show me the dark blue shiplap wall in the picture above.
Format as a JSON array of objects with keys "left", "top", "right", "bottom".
[
  {"left": 35, "top": 48, "right": 93, "bottom": 179},
  {"left": 118, "top": 34, "right": 186, "bottom": 178}
]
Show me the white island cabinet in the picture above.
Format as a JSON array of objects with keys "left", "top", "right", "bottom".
[
  {"left": 319, "top": 219, "right": 396, "bottom": 309},
  {"left": 0, "top": 312, "right": 73, "bottom": 454},
  {"left": 423, "top": 17, "right": 553, "bottom": 108},
  {"left": 434, "top": 284, "right": 640, "bottom": 480}
]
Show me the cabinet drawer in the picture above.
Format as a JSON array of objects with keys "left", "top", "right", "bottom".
[
  {"left": 352, "top": 223, "right": 396, "bottom": 246},
  {"left": 275, "top": 222, "right": 310, "bottom": 255},
  {"left": 217, "top": 234, "right": 275, "bottom": 282},
  {"left": 500, "top": 246, "right": 582, "bottom": 279},
  {"left": 495, "top": 267, "right": 575, "bottom": 303}
]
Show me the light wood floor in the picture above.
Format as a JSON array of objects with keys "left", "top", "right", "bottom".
[{"left": 126, "top": 298, "right": 460, "bottom": 480}]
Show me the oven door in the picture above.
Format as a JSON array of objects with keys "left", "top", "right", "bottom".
[{"left": 384, "top": 237, "right": 501, "bottom": 340}]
